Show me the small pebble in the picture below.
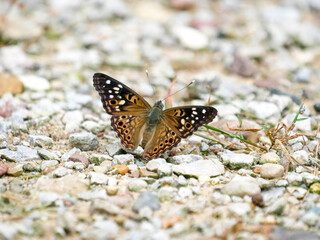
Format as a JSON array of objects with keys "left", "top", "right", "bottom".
[
  {"left": 89, "top": 172, "right": 108, "bottom": 185},
  {"left": 27, "top": 134, "right": 53, "bottom": 148},
  {"left": 113, "top": 154, "right": 134, "bottom": 165},
  {"left": 113, "top": 165, "right": 129, "bottom": 175},
  {"left": 0, "top": 163, "right": 8, "bottom": 176},
  {"left": 128, "top": 178, "right": 147, "bottom": 192},
  {"left": 68, "top": 154, "right": 89, "bottom": 167},
  {"left": 53, "top": 167, "right": 69, "bottom": 178},
  {"left": 223, "top": 175, "right": 261, "bottom": 197},
  {"left": 69, "top": 132, "right": 99, "bottom": 151},
  {"left": 260, "top": 152, "right": 280, "bottom": 164},
  {"left": 132, "top": 191, "right": 161, "bottom": 213},
  {"left": 260, "top": 163, "right": 284, "bottom": 179}
]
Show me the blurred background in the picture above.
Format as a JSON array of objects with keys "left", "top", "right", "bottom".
[
  {"left": 1, "top": 0, "right": 320, "bottom": 111},
  {"left": 1, "top": 1, "right": 320, "bottom": 239}
]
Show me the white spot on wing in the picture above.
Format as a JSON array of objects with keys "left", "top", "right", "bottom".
[
  {"left": 113, "top": 87, "right": 120, "bottom": 90},
  {"left": 118, "top": 84, "right": 123, "bottom": 88},
  {"left": 106, "top": 80, "right": 111, "bottom": 84},
  {"left": 110, "top": 95, "right": 114, "bottom": 98},
  {"left": 202, "top": 109, "right": 206, "bottom": 114}
]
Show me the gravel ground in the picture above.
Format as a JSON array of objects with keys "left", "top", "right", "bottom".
[{"left": 0, "top": 0, "right": 320, "bottom": 239}]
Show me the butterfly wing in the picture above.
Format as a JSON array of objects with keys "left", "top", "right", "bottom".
[
  {"left": 143, "top": 106, "right": 217, "bottom": 160},
  {"left": 143, "top": 121, "right": 181, "bottom": 160},
  {"left": 93, "top": 73, "right": 151, "bottom": 149},
  {"left": 93, "top": 73, "right": 151, "bottom": 115},
  {"left": 163, "top": 106, "right": 217, "bottom": 138},
  {"left": 111, "top": 115, "right": 147, "bottom": 149}
]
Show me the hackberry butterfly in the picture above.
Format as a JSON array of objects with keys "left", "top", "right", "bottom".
[{"left": 93, "top": 73, "right": 217, "bottom": 160}]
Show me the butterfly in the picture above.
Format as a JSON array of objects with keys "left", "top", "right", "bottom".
[{"left": 93, "top": 73, "right": 217, "bottom": 160}]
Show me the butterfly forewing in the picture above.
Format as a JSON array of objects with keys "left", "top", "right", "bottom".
[
  {"left": 93, "top": 73, "right": 151, "bottom": 115},
  {"left": 163, "top": 106, "right": 217, "bottom": 138},
  {"left": 93, "top": 73, "right": 151, "bottom": 150}
]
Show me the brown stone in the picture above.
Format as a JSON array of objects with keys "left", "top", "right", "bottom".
[
  {"left": 0, "top": 163, "right": 8, "bottom": 177},
  {"left": 0, "top": 74, "right": 23, "bottom": 97},
  {"left": 68, "top": 154, "right": 89, "bottom": 167},
  {"left": 113, "top": 165, "right": 129, "bottom": 175}
]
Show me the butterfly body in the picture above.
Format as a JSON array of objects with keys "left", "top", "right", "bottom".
[
  {"left": 93, "top": 73, "right": 217, "bottom": 160},
  {"left": 147, "top": 101, "right": 164, "bottom": 126}
]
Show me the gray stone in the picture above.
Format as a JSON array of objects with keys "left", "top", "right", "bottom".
[
  {"left": 220, "top": 152, "right": 255, "bottom": 169},
  {"left": 211, "top": 192, "right": 232, "bottom": 205},
  {"left": 61, "top": 148, "right": 81, "bottom": 162},
  {"left": 261, "top": 187, "right": 286, "bottom": 205},
  {"left": 53, "top": 167, "right": 69, "bottom": 178},
  {"left": 291, "top": 150, "right": 310, "bottom": 165},
  {"left": 69, "top": 132, "right": 98, "bottom": 151},
  {"left": 301, "top": 172, "right": 320, "bottom": 187},
  {"left": 78, "top": 189, "right": 108, "bottom": 201},
  {"left": 27, "top": 134, "right": 53, "bottom": 147},
  {"left": 113, "top": 154, "right": 134, "bottom": 165},
  {"left": 128, "top": 178, "right": 147, "bottom": 192},
  {"left": 246, "top": 101, "right": 280, "bottom": 119},
  {"left": 39, "top": 191, "right": 58, "bottom": 205},
  {"left": 19, "top": 75, "right": 50, "bottom": 91},
  {"left": 286, "top": 172, "right": 303, "bottom": 186},
  {"left": 169, "top": 154, "right": 203, "bottom": 164},
  {"left": 62, "top": 111, "right": 83, "bottom": 132},
  {"left": 0, "top": 145, "right": 40, "bottom": 162},
  {"left": 171, "top": 26, "right": 208, "bottom": 50},
  {"left": 89, "top": 172, "right": 108, "bottom": 185},
  {"left": 146, "top": 158, "right": 167, "bottom": 172},
  {"left": 90, "top": 153, "right": 112, "bottom": 165},
  {"left": 260, "top": 163, "right": 284, "bottom": 179},
  {"left": 105, "top": 142, "right": 122, "bottom": 156},
  {"left": 177, "top": 175, "right": 188, "bottom": 186},
  {"left": 92, "top": 220, "right": 119, "bottom": 237},
  {"left": 293, "top": 67, "right": 313, "bottom": 83},
  {"left": 12, "top": 137, "right": 20, "bottom": 145},
  {"left": 178, "top": 187, "right": 193, "bottom": 199},
  {"left": 266, "top": 197, "right": 286, "bottom": 215},
  {"left": 157, "top": 164, "right": 172, "bottom": 177},
  {"left": 275, "top": 180, "right": 289, "bottom": 187},
  {"left": 223, "top": 175, "right": 261, "bottom": 197},
  {"left": 260, "top": 152, "right": 280, "bottom": 164},
  {"left": 132, "top": 191, "right": 161, "bottom": 212},
  {"left": 172, "top": 159, "right": 224, "bottom": 178},
  {"left": 270, "top": 227, "right": 319, "bottom": 240},
  {"left": 158, "top": 186, "right": 177, "bottom": 201},
  {"left": 227, "top": 203, "right": 252, "bottom": 216},
  {"left": 301, "top": 211, "right": 320, "bottom": 227},
  {"left": 40, "top": 160, "right": 59, "bottom": 171},
  {"left": 81, "top": 120, "right": 107, "bottom": 134}
]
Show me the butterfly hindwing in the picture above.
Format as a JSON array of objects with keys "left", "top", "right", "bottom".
[
  {"left": 143, "top": 121, "right": 181, "bottom": 160},
  {"left": 111, "top": 115, "right": 147, "bottom": 149},
  {"left": 93, "top": 73, "right": 151, "bottom": 115},
  {"left": 163, "top": 106, "right": 217, "bottom": 138}
]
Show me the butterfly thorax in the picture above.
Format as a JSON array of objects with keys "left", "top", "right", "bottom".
[{"left": 147, "top": 100, "right": 164, "bottom": 126}]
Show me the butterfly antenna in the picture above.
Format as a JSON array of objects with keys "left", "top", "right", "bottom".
[
  {"left": 162, "top": 79, "right": 196, "bottom": 102},
  {"left": 206, "top": 83, "right": 212, "bottom": 106},
  {"left": 145, "top": 69, "right": 156, "bottom": 97}
]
